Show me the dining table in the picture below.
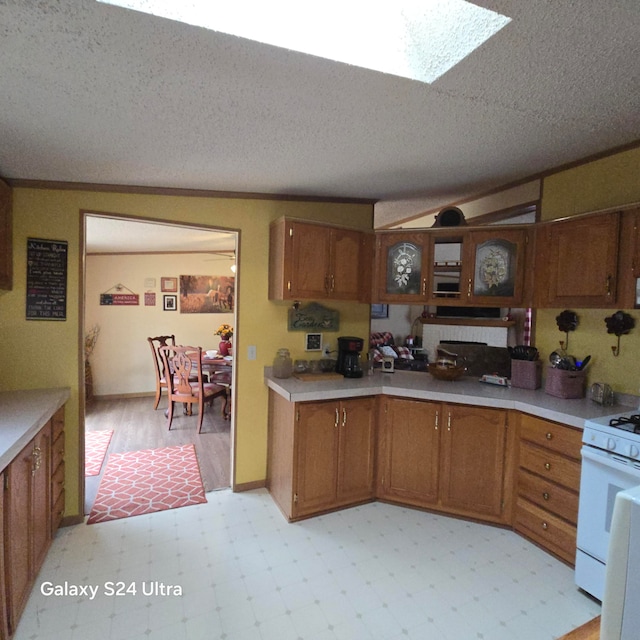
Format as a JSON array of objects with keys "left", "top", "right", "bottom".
[{"left": 201, "top": 353, "right": 233, "bottom": 419}]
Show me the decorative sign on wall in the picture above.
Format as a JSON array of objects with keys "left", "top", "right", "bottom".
[
  {"left": 288, "top": 302, "right": 339, "bottom": 332},
  {"left": 144, "top": 292, "right": 156, "bottom": 306},
  {"left": 179, "top": 275, "right": 235, "bottom": 313},
  {"left": 100, "top": 284, "right": 140, "bottom": 306},
  {"left": 26, "top": 237, "right": 68, "bottom": 320}
]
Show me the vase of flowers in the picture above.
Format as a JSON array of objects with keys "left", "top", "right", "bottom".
[{"left": 215, "top": 323, "right": 233, "bottom": 356}]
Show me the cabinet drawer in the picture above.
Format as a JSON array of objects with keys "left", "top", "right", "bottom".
[
  {"left": 52, "top": 489, "right": 65, "bottom": 533},
  {"left": 51, "top": 432, "right": 65, "bottom": 468},
  {"left": 517, "top": 469, "right": 578, "bottom": 524},
  {"left": 520, "top": 414, "right": 581, "bottom": 459},
  {"left": 514, "top": 498, "right": 576, "bottom": 565},
  {"left": 51, "top": 462, "right": 65, "bottom": 506},
  {"left": 519, "top": 442, "right": 581, "bottom": 490}
]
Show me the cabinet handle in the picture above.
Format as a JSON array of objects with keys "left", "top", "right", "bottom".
[
  {"left": 544, "top": 462, "right": 551, "bottom": 470},
  {"left": 334, "top": 408, "right": 339, "bottom": 428},
  {"left": 342, "top": 408, "right": 347, "bottom": 427},
  {"left": 542, "top": 522, "right": 549, "bottom": 531},
  {"left": 331, "top": 274, "right": 335, "bottom": 293},
  {"left": 542, "top": 492, "right": 550, "bottom": 501},
  {"left": 421, "top": 278, "right": 427, "bottom": 296},
  {"left": 545, "top": 432, "right": 553, "bottom": 440},
  {"left": 434, "top": 411, "right": 439, "bottom": 431},
  {"left": 467, "top": 278, "right": 472, "bottom": 297},
  {"left": 32, "top": 446, "right": 42, "bottom": 475},
  {"left": 447, "top": 412, "right": 451, "bottom": 431},
  {"left": 606, "top": 274, "right": 612, "bottom": 296}
]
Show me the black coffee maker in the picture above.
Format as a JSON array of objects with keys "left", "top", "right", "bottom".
[{"left": 336, "top": 336, "right": 364, "bottom": 378}]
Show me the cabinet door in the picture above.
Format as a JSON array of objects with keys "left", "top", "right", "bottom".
[
  {"left": 464, "top": 228, "right": 528, "bottom": 306},
  {"left": 336, "top": 397, "right": 375, "bottom": 505},
  {"left": 31, "top": 426, "right": 51, "bottom": 572},
  {"left": 375, "top": 232, "right": 430, "bottom": 303},
  {"left": 294, "top": 402, "right": 339, "bottom": 516},
  {"left": 541, "top": 211, "right": 620, "bottom": 307},
  {"left": 290, "top": 222, "right": 332, "bottom": 299},
  {"left": 0, "top": 472, "right": 8, "bottom": 640},
  {"left": 378, "top": 398, "right": 440, "bottom": 505},
  {"left": 6, "top": 442, "right": 33, "bottom": 631},
  {"left": 440, "top": 405, "right": 506, "bottom": 518},
  {"left": 0, "top": 178, "right": 11, "bottom": 291},
  {"left": 331, "top": 228, "right": 363, "bottom": 300}
]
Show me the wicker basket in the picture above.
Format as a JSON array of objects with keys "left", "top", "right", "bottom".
[
  {"left": 544, "top": 366, "right": 586, "bottom": 399},
  {"left": 428, "top": 364, "right": 466, "bottom": 381},
  {"left": 511, "top": 360, "right": 542, "bottom": 390}
]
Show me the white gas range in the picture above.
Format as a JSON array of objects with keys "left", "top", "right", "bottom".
[{"left": 576, "top": 411, "right": 640, "bottom": 601}]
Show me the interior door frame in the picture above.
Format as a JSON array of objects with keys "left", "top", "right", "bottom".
[{"left": 78, "top": 210, "right": 240, "bottom": 512}]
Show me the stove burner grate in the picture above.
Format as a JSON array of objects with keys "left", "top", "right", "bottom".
[{"left": 609, "top": 414, "right": 640, "bottom": 433}]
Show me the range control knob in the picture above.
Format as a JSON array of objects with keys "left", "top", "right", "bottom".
[
  {"left": 606, "top": 437, "right": 617, "bottom": 451},
  {"left": 628, "top": 444, "right": 640, "bottom": 458}
]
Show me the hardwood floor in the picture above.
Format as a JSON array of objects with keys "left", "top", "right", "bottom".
[
  {"left": 84, "top": 395, "right": 231, "bottom": 513},
  {"left": 558, "top": 616, "right": 600, "bottom": 639}
]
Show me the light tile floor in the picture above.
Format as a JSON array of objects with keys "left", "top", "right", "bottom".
[{"left": 15, "top": 490, "right": 600, "bottom": 640}]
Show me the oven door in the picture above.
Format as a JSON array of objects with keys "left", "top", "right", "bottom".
[{"left": 576, "top": 445, "right": 640, "bottom": 599}]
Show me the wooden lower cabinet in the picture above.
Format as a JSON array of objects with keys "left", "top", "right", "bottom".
[
  {"left": 513, "top": 413, "right": 582, "bottom": 565},
  {"left": 267, "top": 391, "right": 375, "bottom": 520},
  {"left": 377, "top": 397, "right": 511, "bottom": 524},
  {"left": 3, "top": 406, "right": 65, "bottom": 638}
]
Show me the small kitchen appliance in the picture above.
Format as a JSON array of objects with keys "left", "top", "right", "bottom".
[
  {"left": 336, "top": 336, "right": 364, "bottom": 378},
  {"left": 576, "top": 411, "right": 640, "bottom": 601}
]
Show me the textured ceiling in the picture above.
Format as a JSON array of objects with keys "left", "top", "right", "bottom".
[{"left": 1, "top": 0, "right": 639, "bottom": 226}]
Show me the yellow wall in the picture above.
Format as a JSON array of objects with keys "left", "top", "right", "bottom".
[
  {"left": 541, "top": 146, "right": 640, "bottom": 221},
  {"left": 0, "top": 187, "right": 373, "bottom": 518},
  {"left": 538, "top": 146, "right": 640, "bottom": 396}
]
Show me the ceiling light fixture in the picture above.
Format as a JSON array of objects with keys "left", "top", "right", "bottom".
[{"left": 97, "top": 0, "right": 511, "bottom": 84}]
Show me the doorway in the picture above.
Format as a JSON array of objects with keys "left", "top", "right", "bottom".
[{"left": 81, "top": 212, "right": 238, "bottom": 513}]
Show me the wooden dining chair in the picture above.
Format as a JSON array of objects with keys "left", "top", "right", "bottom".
[
  {"left": 159, "top": 345, "right": 228, "bottom": 432},
  {"left": 147, "top": 334, "right": 176, "bottom": 409}
]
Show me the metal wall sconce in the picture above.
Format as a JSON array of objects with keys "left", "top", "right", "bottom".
[
  {"left": 604, "top": 310, "right": 635, "bottom": 357},
  {"left": 556, "top": 310, "right": 578, "bottom": 352}
]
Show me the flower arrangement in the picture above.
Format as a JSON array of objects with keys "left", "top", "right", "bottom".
[{"left": 215, "top": 323, "right": 233, "bottom": 341}]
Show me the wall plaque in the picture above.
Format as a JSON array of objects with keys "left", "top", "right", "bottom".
[
  {"left": 288, "top": 302, "right": 339, "bottom": 332},
  {"left": 26, "top": 237, "right": 68, "bottom": 320}
]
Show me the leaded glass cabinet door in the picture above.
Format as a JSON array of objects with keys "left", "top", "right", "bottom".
[
  {"left": 465, "top": 229, "right": 527, "bottom": 306},
  {"left": 375, "top": 232, "right": 430, "bottom": 303}
]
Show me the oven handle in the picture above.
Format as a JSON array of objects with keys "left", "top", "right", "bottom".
[{"left": 581, "top": 445, "right": 640, "bottom": 479}]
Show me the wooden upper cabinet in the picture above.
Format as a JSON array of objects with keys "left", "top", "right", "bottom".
[
  {"left": 536, "top": 211, "right": 621, "bottom": 308},
  {"left": 463, "top": 228, "right": 529, "bottom": 307},
  {"left": 269, "top": 218, "right": 369, "bottom": 301},
  {"left": 374, "top": 231, "right": 431, "bottom": 303},
  {"left": 0, "top": 178, "right": 12, "bottom": 291}
]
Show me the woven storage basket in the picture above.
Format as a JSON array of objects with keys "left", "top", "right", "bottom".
[
  {"left": 511, "top": 360, "right": 542, "bottom": 390},
  {"left": 544, "top": 367, "right": 586, "bottom": 399}
]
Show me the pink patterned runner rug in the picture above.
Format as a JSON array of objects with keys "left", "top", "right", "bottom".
[
  {"left": 85, "top": 430, "right": 113, "bottom": 477},
  {"left": 87, "top": 444, "right": 206, "bottom": 524}
]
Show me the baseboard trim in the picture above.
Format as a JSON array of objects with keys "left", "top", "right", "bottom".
[
  {"left": 233, "top": 479, "right": 266, "bottom": 492},
  {"left": 60, "top": 514, "right": 85, "bottom": 528}
]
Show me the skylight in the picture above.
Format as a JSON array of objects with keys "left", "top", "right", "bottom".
[{"left": 98, "top": 0, "right": 511, "bottom": 84}]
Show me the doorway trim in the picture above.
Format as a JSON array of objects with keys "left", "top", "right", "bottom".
[{"left": 79, "top": 210, "right": 240, "bottom": 512}]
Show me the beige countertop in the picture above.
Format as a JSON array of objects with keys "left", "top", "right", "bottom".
[
  {"left": 265, "top": 369, "right": 635, "bottom": 429},
  {"left": 0, "top": 388, "right": 70, "bottom": 470}
]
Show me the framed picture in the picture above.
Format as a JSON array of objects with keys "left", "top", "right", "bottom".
[
  {"left": 305, "top": 333, "right": 322, "bottom": 352},
  {"left": 163, "top": 294, "right": 177, "bottom": 311},
  {"left": 371, "top": 304, "right": 389, "bottom": 319},
  {"left": 161, "top": 277, "right": 178, "bottom": 293}
]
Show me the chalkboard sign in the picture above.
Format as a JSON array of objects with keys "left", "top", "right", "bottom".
[{"left": 26, "top": 237, "right": 68, "bottom": 320}]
